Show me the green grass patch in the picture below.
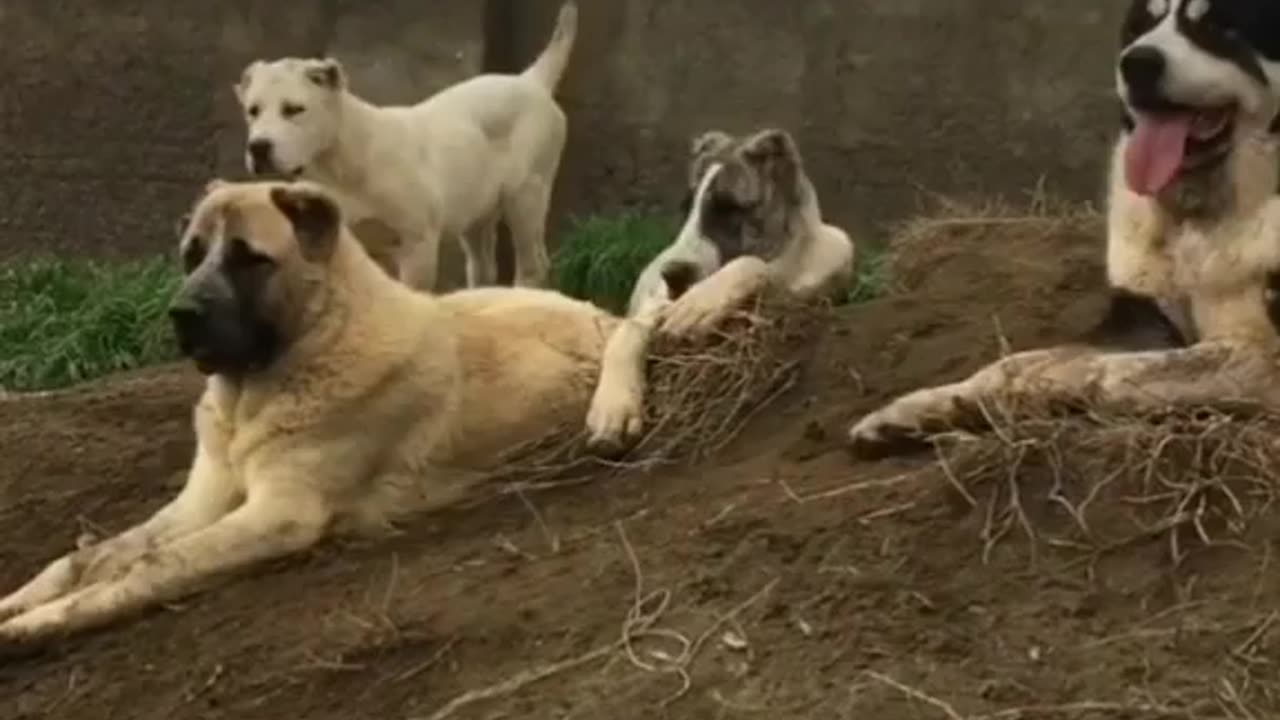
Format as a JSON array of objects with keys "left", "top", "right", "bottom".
[
  {"left": 846, "top": 245, "right": 892, "bottom": 304},
  {"left": 551, "top": 210, "right": 679, "bottom": 314},
  {"left": 0, "top": 256, "right": 181, "bottom": 392}
]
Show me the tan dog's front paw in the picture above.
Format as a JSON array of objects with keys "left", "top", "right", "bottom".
[
  {"left": 586, "top": 386, "right": 645, "bottom": 456},
  {"left": 0, "top": 605, "right": 65, "bottom": 661}
]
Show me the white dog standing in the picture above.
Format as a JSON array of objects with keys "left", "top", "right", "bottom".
[{"left": 234, "top": 2, "right": 578, "bottom": 290}]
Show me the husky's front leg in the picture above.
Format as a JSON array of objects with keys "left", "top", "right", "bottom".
[
  {"left": 0, "top": 483, "right": 330, "bottom": 646},
  {"left": 0, "top": 445, "right": 238, "bottom": 623},
  {"left": 848, "top": 341, "right": 1270, "bottom": 456}
]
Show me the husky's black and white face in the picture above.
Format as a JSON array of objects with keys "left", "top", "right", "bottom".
[{"left": 1117, "top": 0, "right": 1280, "bottom": 197}]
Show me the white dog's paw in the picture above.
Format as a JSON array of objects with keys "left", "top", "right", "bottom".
[{"left": 586, "top": 387, "right": 645, "bottom": 456}]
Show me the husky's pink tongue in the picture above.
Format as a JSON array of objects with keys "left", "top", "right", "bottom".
[{"left": 1125, "top": 115, "right": 1192, "bottom": 196}]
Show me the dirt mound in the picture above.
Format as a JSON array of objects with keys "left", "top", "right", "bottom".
[{"left": 5, "top": 203, "right": 1278, "bottom": 719}]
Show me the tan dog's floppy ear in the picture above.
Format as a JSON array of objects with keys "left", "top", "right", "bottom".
[
  {"left": 204, "top": 178, "right": 230, "bottom": 195},
  {"left": 303, "top": 58, "right": 346, "bottom": 91},
  {"left": 269, "top": 183, "right": 341, "bottom": 262}
]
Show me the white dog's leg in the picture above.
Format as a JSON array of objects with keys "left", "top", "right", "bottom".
[
  {"left": 503, "top": 183, "right": 552, "bottom": 288},
  {"left": 660, "top": 256, "right": 772, "bottom": 338},
  {"left": 398, "top": 223, "right": 445, "bottom": 291},
  {"left": 0, "top": 485, "right": 330, "bottom": 645},
  {"left": 849, "top": 342, "right": 1274, "bottom": 453},
  {"left": 0, "top": 447, "right": 238, "bottom": 622},
  {"left": 586, "top": 297, "right": 669, "bottom": 451},
  {"left": 461, "top": 218, "right": 499, "bottom": 288}
]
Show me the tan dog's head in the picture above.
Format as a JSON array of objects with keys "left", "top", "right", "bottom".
[
  {"left": 234, "top": 58, "right": 347, "bottom": 178},
  {"left": 677, "top": 128, "right": 810, "bottom": 263},
  {"left": 169, "top": 179, "right": 344, "bottom": 376}
]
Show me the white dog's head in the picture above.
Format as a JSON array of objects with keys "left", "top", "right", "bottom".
[
  {"left": 234, "top": 58, "right": 348, "bottom": 178},
  {"left": 1117, "top": 0, "right": 1280, "bottom": 198}
]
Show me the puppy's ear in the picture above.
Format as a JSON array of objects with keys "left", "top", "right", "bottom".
[
  {"left": 269, "top": 183, "right": 341, "bottom": 262},
  {"left": 742, "top": 128, "right": 801, "bottom": 166},
  {"left": 687, "top": 130, "right": 734, "bottom": 189},
  {"left": 234, "top": 61, "right": 261, "bottom": 104},
  {"left": 743, "top": 128, "right": 803, "bottom": 203},
  {"left": 690, "top": 130, "right": 734, "bottom": 159},
  {"left": 303, "top": 58, "right": 346, "bottom": 91}
]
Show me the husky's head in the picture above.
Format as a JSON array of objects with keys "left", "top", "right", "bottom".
[{"left": 1116, "top": 0, "right": 1280, "bottom": 200}]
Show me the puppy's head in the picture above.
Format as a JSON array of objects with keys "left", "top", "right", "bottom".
[
  {"left": 234, "top": 58, "right": 347, "bottom": 178},
  {"left": 169, "top": 179, "right": 342, "bottom": 377},
  {"left": 1117, "top": 0, "right": 1280, "bottom": 198},
  {"left": 679, "top": 128, "right": 808, "bottom": 262}
]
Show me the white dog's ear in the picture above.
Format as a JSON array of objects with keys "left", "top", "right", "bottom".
[
  {"left": 269, "top": 182, "right": 342, "bottom": 262},
  {"left": 303, "top": 58, "right": 346, "bottom": 91},
  {"left": 233, "top": 61, "right": 261, "bottom": 104}
]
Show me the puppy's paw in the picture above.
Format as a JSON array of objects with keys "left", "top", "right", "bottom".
[
  {"left": 659, "top": 286, "right": 731, "bottom": 339},
  {"left": 586, "top": 387, "right": 645, "bottom": 457}
]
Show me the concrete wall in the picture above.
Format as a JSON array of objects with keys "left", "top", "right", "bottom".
[{"left": 0, "top": 0, "right": 1127, "bottom": 269}]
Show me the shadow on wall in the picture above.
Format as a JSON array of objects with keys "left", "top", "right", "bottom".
[{"left": 0, "top": 0, "right": 1126, "bottom": 271}]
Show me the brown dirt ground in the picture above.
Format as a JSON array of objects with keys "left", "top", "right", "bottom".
[{"left": 4, "top": 206, "right": 1279, "bottom": 720}]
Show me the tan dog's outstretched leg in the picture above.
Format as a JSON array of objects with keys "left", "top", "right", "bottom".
[
  {"left": 586, "top": 295, "right": 669, "bottom": 451},
  {"left": 0, "top": 477, "right": 330, "bottom": 646},
  {"left": 0, "top": 447, "right": 238, "bottom": 624},
  {"left": 848, "top": 342, "right": 1278, "bottom": 454}
]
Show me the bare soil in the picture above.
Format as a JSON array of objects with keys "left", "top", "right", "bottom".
[{"left": 4, "top": 211, "right": 1278, "bottom": 720}]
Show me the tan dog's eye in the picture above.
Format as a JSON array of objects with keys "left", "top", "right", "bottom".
[
  {"left": 226, "top": 238, "right": 276, "bottom": 270},
  {"left": 247, "top": 104, "right": 261, "bottom": 119},
  {"left": 282, "top": 103, "right": 306, "bottom": 119}
]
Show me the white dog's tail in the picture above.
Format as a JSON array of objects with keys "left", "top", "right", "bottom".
[{"left": 521, "top": 1, "right": 578, "bottom": 92}]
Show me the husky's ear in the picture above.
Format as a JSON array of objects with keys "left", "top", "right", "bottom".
[{"left": 269, "top": 182, "right": 342, "bottom": 262}]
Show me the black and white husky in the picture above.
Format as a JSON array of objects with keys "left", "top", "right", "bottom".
[{"left": 849, "top": 0, "right": 1280, "bottom": 454}]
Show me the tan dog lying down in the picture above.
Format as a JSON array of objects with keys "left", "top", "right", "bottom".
[
  {"left": 586, "top": 128, "right": 855, "bottom": 451},
  {"left": 849, "top": 1, "right": 1280, "bottom": 454},
  {"left": 0, "top": 179, "right": 620, "bottom": 646}
]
